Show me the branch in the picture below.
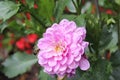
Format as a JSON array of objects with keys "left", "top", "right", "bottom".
[
  {"left": 72, "top": 0, "right": 80, "bottom": 15},
  {"left": 30, "top": 12, "right": 47, "bottom": 28},
  {"left": 118, "top": 17, "right": 120, "bottom": 50},
  {"left": 94, "top": 0, "right": 101, "bottom": 19}
]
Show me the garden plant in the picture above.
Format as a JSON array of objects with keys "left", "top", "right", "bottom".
[{"left": 0, "top": 0, "right": 120, "bottom": 80}]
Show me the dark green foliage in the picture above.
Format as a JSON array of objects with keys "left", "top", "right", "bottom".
[{"left": 0, "top": 0, "right": 120, "bottom": 80}]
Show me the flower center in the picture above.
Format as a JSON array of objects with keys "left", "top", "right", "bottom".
[
  {"left": 54, "top": 42, "right": 65, "bottom": 53},
  {"left": 55, "top": 44, "right": 62, "bottom": 52}
]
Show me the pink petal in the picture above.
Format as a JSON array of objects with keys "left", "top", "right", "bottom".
[
  {"left": 73, "top": 27, "right": 86, "bottom": 43},
  {"left": 54, "top": 64, "right": 60, "bottom": 72},
  {"left": 68, "top": 62, "right": 78, "bottom": 69},
  {"left": 75, "top": 55, "right": 81, "bottom": 62},
  {"left": 65, "top": 21, "right": 76, "bottom": 33},
  {"left": 43, "top": 52, "right": 53, "bottom": 59},
  {"left": 67, "top": 55, "right": 74, "bottom": 65},
  {"left": 38, "top": 58, "right": 47, "bottom": 65},
  {"left": 72, "top": 48, "right": 81, "bottom": 57},
  {"left": 44, "top": 65, "right": 52, "bottom": 72},
  {"left": 79, "top": 57, "right": 90, "bottom": 70},
  {"left": 64, "top": 34, "right": 71, "bottom": 44},
  {"left": 51, "top": 23, "right": 58, "bottom": 28},
  {"left": 37, "top": 38, "right": 52, "bottom": 50},
  {"left": 79, "top": 47, "right": 84, "bottom": 55},
  {"left": 54, "top": 56, "right": 63, "bottom": 61},
  {"left": 66, "top": 68, "right": 72, "bottom": 73},
  {"left": 48, "top": 59, "right": 57, "bottom": 67},
  {"left": 81, "top": 41, "right": 89, "bottom": 48},
  {"left": 59, "top": 65, "right": 67, "bottom": 71},
  {"left": 59, "top": 19, "right": 69, "bottom": 26},
  {"left": 60, "top": 57, "right": 67, "bottom": 65}
]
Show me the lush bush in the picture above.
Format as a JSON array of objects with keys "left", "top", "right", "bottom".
[{"left": 0, "top": 0, "right": 120, "bottom": 80}]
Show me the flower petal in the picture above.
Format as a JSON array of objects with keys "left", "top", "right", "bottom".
[
  {"left": 79, "top": 57, "right": 90, "bottom": 70},
  {"left": 48, "top": 59, "right": 57, "bottom": 67},
  {"left": 69, "top": 62, "right": 78, "bottom": 69},
  {"left": 60, "top": 57, "right": 67, "bottom": 65},
  {"left": 54, "top": 63, "right": 60, "bottom": 72}
]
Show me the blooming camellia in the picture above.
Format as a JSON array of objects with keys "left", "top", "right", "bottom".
[{"left": 37, "top": 19, "right": 90, "bottom": 77}]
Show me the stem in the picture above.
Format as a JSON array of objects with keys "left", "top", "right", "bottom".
[
  {"left": 77, "top": 0, "right": 82, "bottom": 14},
  {"left": 72, "top": 0, "right": 80, "bottom": 15},
  {"left": 94, "top": 0, "right": 101, "bottom": 19},
  {"left": 118, "top": 17, "right": 120, "bottom": 50},
  {"left": 77, "top": 0, "right": 80, "bottom": 8},
  {"left": 57, "top": 76, "right": 66, "bottom": 80},
  {"left": 20, "top": 4, "right": 47, "bottom": 28},
  {"left": 30, "top": 12, "right": 47, "bottom": 28}
]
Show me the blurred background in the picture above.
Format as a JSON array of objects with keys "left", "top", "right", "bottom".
[{"left": 0, "top": 0, "right": 120, "bottom": 80}]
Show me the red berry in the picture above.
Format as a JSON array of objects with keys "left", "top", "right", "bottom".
[
  {"left": 21, "top": 0, "right": 26, "bottom": 4},
  {"left": 82, "top": 0, "right": 85, "bottom": 4},
  {"left": 106, "top": 50, "right": 111, "bottom": 60},
  {"left": 34, "top": 4, "right": 38, "bottom": 9},
  {"left": 91, "top": 4, "right": 96, "bottom": 14},
  {"left": 0, "top": 42, "right": 2, "bottom": 48},
  {"left": 27, "top": 34, "right": 38, "bottom": 44},
  {"left": 64, "top": 6, "right": 70, "bottom": 13},
  {"left": 16, "top": 37, "right": 26, "bottom": 50},
  {"left": 51, "top": 17, "right": 55, "bottom": 22},
  {"left": 9, "top": 39, "right": 15, "bottom": 45},
  {"left": 16, "top": 0, "right": 19, "bottom": 3},
  {"left": 0, "top": 35, "right": 4, "bottom": 40},
  {"left": 25, "top": 49, "right": 32, "bottom": 54},
  {"left": 10, "top": 33, "right": 14, "bottom": 38},
  {"left": 25, "top": 12, "right": 31, "bottom": 20},
  {"left": 106, "top": 9, "right": 113, "bottom": 15},
  {"left": 25, "top": 42, "right": 32, "bottom": 49}
]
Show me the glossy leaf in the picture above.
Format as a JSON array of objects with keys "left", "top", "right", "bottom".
[
  {"left": 1, "top": 52, "right": 37, "bottom": 78},
  {"left": 39, "top": 70, "right": 56, "bottom": 80},
  {"left": 115, "top": 0, "right": 120, "bottom": 5},
  {"left": 54, "top": 0, "right": 69, "bottom": 22},
  {"left": 38, "top": 0, "right": 54, "bottom": 24},
  {"left": 0, "top": 22, "right": 7, "bottom": 33},
  {"left": 0, "top": 1, "right": 20, "bottom": 21},
  {"left": 26, "top": 0, "right": 34, "bottom": 8},
  {"left": 74, "top": 14, "right": 86, "bottom": 26}
]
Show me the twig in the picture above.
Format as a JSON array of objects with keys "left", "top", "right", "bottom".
[
  {"left": 118, "top": 17, "right": 120, "bottom": 50},
  {"left": 30, "top": 12, "right": 47, "bottom": 29},
  {"left": 72, "top": 0, "right": 80, "bottom": 15},
  {"left": 94, "top": 0, "right": 101, "bottom": 19}
]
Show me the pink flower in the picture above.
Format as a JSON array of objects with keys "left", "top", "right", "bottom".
[{"left": 37, "top": 19, "right": 90, "bottom": 77}]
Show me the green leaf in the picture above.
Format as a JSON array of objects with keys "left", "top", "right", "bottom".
[
  {"left": 66, "top": 68, "right": 81, "bottom": 80},
  {"left": 98, "top": 0, "right": 106, "bottom": 6},
  {"left": 104, "top": 28, "right": 118, "bottom": 52},
  {"left": 0, "top": 1, "right": 20, "bottom": 21},
  {"left": 1, "top": 52, "right": 37, "bottom": 78},
  {"left": 111, "top": 50, "right": 120, "bottom": 67},
  {"left": 115, "top": 0, "right": 120, "bottom": 5},
  {"left": 111, "top": 66, "right": 120, "bottom": 80},
  {"left": 39, "top": 70, "right": 56, "bottom": 80},
  {"left": 107, "top": 18, "right": 116, "bottom": 25},
  {"left": 59, "top": 14, "right": 85, "bottom": 26},
  {"left": 26, "top": 0, "right": 34, "bottom": 8},
  {"left": 54, "top": 0, "right": 69, "bottom": 22},
  {"left": 60, "top": 14, "right": 76, "bottom": 21},
  {"left": 99, "top": 26, "right": 112, "bottom": 51},
  {"left": 66, "top": 1, "right": 76, "bottom": 13},
  {"left": 38, "top": 0, "right": 54, "bottom": 24},
  {"left": 0, "top": 22, "right": 7, "bottom": 33},
  {"left": 74, "top": 14, "right": 86, "bottom": 26},
  {"left": 79, "top": 59, "right": 111, "bottom": 80}
]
